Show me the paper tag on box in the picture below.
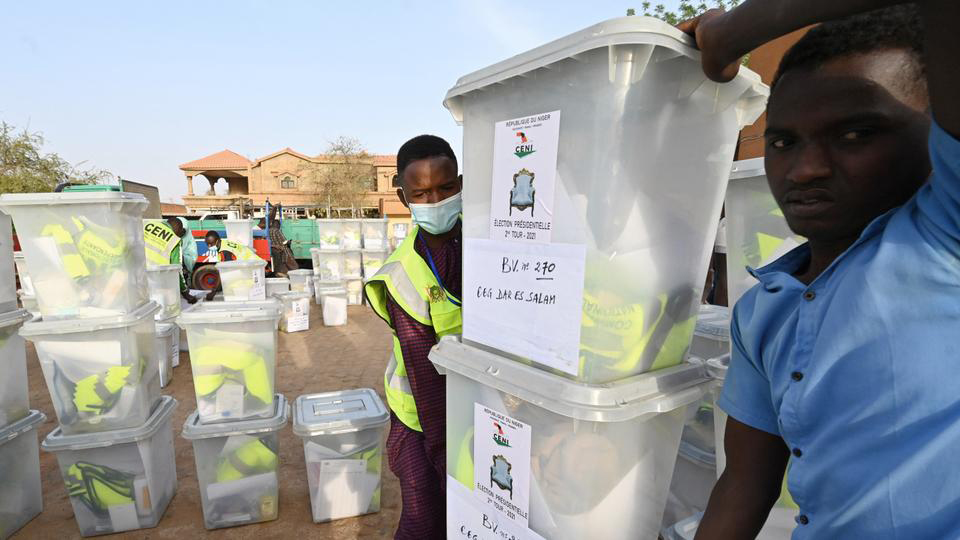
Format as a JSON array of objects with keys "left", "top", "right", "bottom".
[
  {"left": 215, "top": 383, "right": 245, "bottom": 417},
  {"left": 286, "top": 299, "right": 309, "bottom": 332},
  {"left": 108, "top": 502, "right": 140, "bottom": 531},
  {"left": 249, "top": 269, "right": 265, "bottom": 300}
]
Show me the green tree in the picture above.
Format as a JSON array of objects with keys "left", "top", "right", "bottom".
[
  {"left": 638, "top": 0, "right": 741, "bottom": 26},
  {"left": 0, "top": 122, "right": 112, "bottom": 193},
  {"left": 299, "top": 136, "right": 376, "bottom": 217}
]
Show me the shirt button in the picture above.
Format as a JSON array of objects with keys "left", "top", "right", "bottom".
[
  {"left": 803, "top": 290, "right": 816, "bottom": 301},
  {"left": 791, "top": 371, "right": 804, "bottom": 382},
  {"left": 793, "top": 448, "right": 803, "bottom": 457},
  {"left": 798, "top": 515, "right": 809, "bottom": 525}
]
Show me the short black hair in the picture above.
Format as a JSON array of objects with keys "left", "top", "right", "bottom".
[
  {"left": 205, "top": 230, "right": 220, "bottom": 241},
  {"left": 396, "top": 135, "right": 458, "bottom": 182},
  {"left": 772, "top": 5, "right": 925, "bottom": 96}
]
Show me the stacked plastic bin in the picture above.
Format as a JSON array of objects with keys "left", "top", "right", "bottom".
[
  {"left": 431, "top": 16, "right": 769, "bottom": 540},
  {"left": 292, "top": 389, "right": 389, "bottom": 523},
  {"left": 0, "top": 191, "right": 176, "bottom": 537},
  {"left": 0, "top": 209, "right": 49, "bottom": 539},
  {"left": 311, "top": 224, "right": 350, "bottom": 325},
  {"left": 181, "top": 394, "right": 289, "bottom": 529},
  {"left": 146, "top": 261, "right": 182, "bottom": 388},
  {"left": 176, "top": 299, "right": 287, "bottom": 529}
]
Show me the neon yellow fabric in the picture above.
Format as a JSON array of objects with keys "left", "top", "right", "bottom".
[
  {"left": 216, "top": 438, "right": 277, "bottom": 482},
  {"left": 72, "top": 217, "right": 126, "bottom": 271},
  {"left": 143, "top": 221, "right": 181, "bottom": 265},
  {"left": 756, "top": 232, "right": 786, "bottom": 262},
  {"left": 364, "top": 226, "right": 462, "bottom": 432},
  {"left": 73, "top": 366, "right": 133, "bottom": 413},
  {"left": 219, "top": 238, "right": 260, "bottom": 261},
  {"left": 452, "top": 427, "right": 474, "bottom": 488},
  {"left": 192, "top": 344, "right": 272, "bottom": 404},
  {"left": 40, "top": 223, "right": 91, "bottom": 279},
  {"left": 66, "top": 463, "right": 135, "bottom": 509}
]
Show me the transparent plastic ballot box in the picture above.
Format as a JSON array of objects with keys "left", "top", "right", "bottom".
[
  {"left": 20, "top": 302, "right": 162, "bottom": 435},
  {"left": 176, "top": 299, "right": 280, "bottom": 424},
  {"left": 724, "top": 158, "right": 805, "bottom": 306},
  {"left": 177, "top": 293, "right": 206, "bottom": 355},
  {"left": 265, "top": 277, "right": 290, "bottom": 297},
  {"left": 216, "top": 259, "right": 266, "bottom": 302},
  {"left": 361, "top": 218, "right": 389, "bottom": 250},
  {"left": 0, "top": 213, "right": 17, "bottom": 313},
  {"left": 13, "top": 251, "right": 35, "bottom": 296},
  {"left": 430, "top": 337, "right": 712, "bottom": 540},
  {"left": 660, "top": 440, "right": 717, "bottom": 531},
  {"left": 293, "top": 389, "right": 389, "bottom": 523},
  {"left": 361, "top": 249, "right": 390, "bottom": 279},
  {"left": 341, "top": 219, "right": 363, "bottom": 251},
  {"left": 223, "top": 219, "right": 256, "bottom": 248},
  {"left": 0, "top": 309, "right": 32, "bottom": 430},
  {"left": 316, "top": 220, "right": 343, "bottom": 251},
  {"left": 346, "top": 279, "right": 363, "bottom": 306},
  {"left": 155, "top": 321, "right": 176, "bottom": 388},
  {"left": 287, "top": 269, "right": 314, "bottom": 294},
  {"left": 662, "top": 510, "right": 796, "bottom": 540},
  {"left": 314, "top": 280, "right": 348, "bottom": 327},
  {"left": 0, "top": 191, "right": 150, "bottom": 319},
  {"left": 311, "top": 248, "right": 344, "bottom": 281},
  {"left": 181, "top": 394, "right": 288, "bottom": 530},
  {"left": 661, "top": 512, "right": 701, "bottom": 540},
  {"left": 146, "top": 264, "right": 181, "bottom": 320},
  {"left": 275, "top": 291, "right": 311, "bottom": 333},
  {"left": 444, "top": 17, "right": 768, "bottom": 384},
  {"left": 0, "top": 410, "right": 46, "bottom": 540},
  {"left": 707, "top": 354, "right": 797, "bottom": 539},
  {"left": 41, "top": 396, "right": 178, "bottom": 537},
  {"left": 343, "top": 250, "right": 362, "bottom": 280}
]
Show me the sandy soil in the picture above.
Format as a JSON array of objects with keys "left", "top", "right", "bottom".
[{"left": 13, "top": 305, "right": 400, "bottom": 540}]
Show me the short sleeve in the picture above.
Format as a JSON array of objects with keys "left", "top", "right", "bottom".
[
  {"left": 717, "top": 304, "right": 781, "bottom": 436},
  {"left": 913, "top": 121, "right": 960, "bottom": 253}
]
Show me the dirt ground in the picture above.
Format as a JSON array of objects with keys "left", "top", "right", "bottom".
[{"left": 14, "top": 305, "right": 401, "bottom": 540}]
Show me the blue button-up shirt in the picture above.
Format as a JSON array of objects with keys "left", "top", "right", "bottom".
[{"left": 719, "top": 122, "right": 960, "bottom": 539}]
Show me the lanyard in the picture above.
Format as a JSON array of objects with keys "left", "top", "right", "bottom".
[{"left": 418, "top": 234, "right": 462, "bottom": 308}]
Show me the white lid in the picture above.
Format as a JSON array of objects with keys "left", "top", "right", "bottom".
[
  {"left": 318, "top": 286, "right": 348, "bottom": 295},
  {"left": 729, "top": 157, "right": 766, "bottom": 181},
  {"left": 361, "top": 218, "right": 389, "bottom": 224},
  {"left": 147, "top": 264, "right": 180, "bottom": 272},
  {"left": 275, "top": 291, "right": 312, "bottom": 301},
  {"left": 293, "top": 389, "right": 389, "bottom": 437},
  {"left": 0, "top": 308, "right": 31, "bottom": 330},
  {"left": 361, "top": 249, "right": 390, "bottom": 256},
  {"left": 430, "top": 337, "right": 710, "bottom": 423},
  {"left": 176, "top": 298, "right": 280, "bottom": 326},
  {"left": 694, "top": 304, "right": 730, "bottom": 341},
  {"left": 182, "top": 394, "right": 288, "bottom": 440},
  {"left": 217, "top": 259, "right": 266, "bottom": 269},
  {"left": 222, "top": 218, "right": 254, "bottom": 224},
  {"left": 0, "top": 410, "right": 46, "bottom": 447},
  {"left": 20, "top": 301, "right": 160, "bottom": 337},
  {"left": 266, "top": 277, "right": 290, "bottom": 284},
  {"left": 444, "top": 16, "right": 767, "bottom": 124},
  {"left": 0, "top": 191, "right": 149, "bottom": 207},
  {"left": 42, "top": 396, "right": 177, "bottom": 451},
  {"left": 287, "top": 269, "right": 313, "bottom": 276}
]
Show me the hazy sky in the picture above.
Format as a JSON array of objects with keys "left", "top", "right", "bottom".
[{"left": 2, "top": 1, "right": 683, "bottom": 202}]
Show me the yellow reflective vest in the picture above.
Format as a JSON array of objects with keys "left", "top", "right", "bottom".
[
  {"left": 218, "top": 238, "right": 260, "bottom": 261},
  {"left": 216, "top": 437, "right": 278, "bottom": 482},
  {"left": 143, "top": 220, "right": 181, "bottom": 265},
  {"left": 364, "top": 226, "right": 462, "bottom": 432}
]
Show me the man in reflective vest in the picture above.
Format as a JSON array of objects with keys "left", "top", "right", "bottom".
[
  {"left": 365, "top": 135, "right": 462, "bottom": 540},
  {"left": 143, "top": 218, "right": 196, "bottom": 303},
  {"left": 204, "top": 230, "right": 260, "bottom": 261}
]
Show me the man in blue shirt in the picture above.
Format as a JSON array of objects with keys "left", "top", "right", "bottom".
[{"left": 681, "top": 1, "right": 960, "bottom": 538}]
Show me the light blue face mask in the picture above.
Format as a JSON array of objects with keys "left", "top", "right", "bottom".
[{"left": 408, "top": 192, "right": 462, "bottom": 235}]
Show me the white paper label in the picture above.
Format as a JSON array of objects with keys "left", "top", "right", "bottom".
[
  {"left": 312, "top": 459, "right": 379, "bottom": 521},
  {"left": 473, "top": 404, "right": 532, "bottom": 529},
  {"left": 285, "top": 298, "right": 310, "bottom": 332},
  {"left": 215, "top": 383, "right": 245, "bottom": 417},
  {"left": 108, "top": 502, "right": 140, "bottom": 532},
  {"left": 249, "top": 269, "right": 265, "bottom": 300},
  {"left": 463, "top": 238, "right": 585, "bottom": 375},
  {"left": 490, "top": 110, "right": 561, "bottom": 244},
  {"left": 448, "top": 479, "right": 546, "bottom": 540}
]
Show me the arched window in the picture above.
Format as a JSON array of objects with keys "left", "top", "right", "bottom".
[
  {"left": 281, "top": 176, "right": 295, "bottom": 189},
  {"left": 391, "top": 174, "right": 400, "bottom": 188}
]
